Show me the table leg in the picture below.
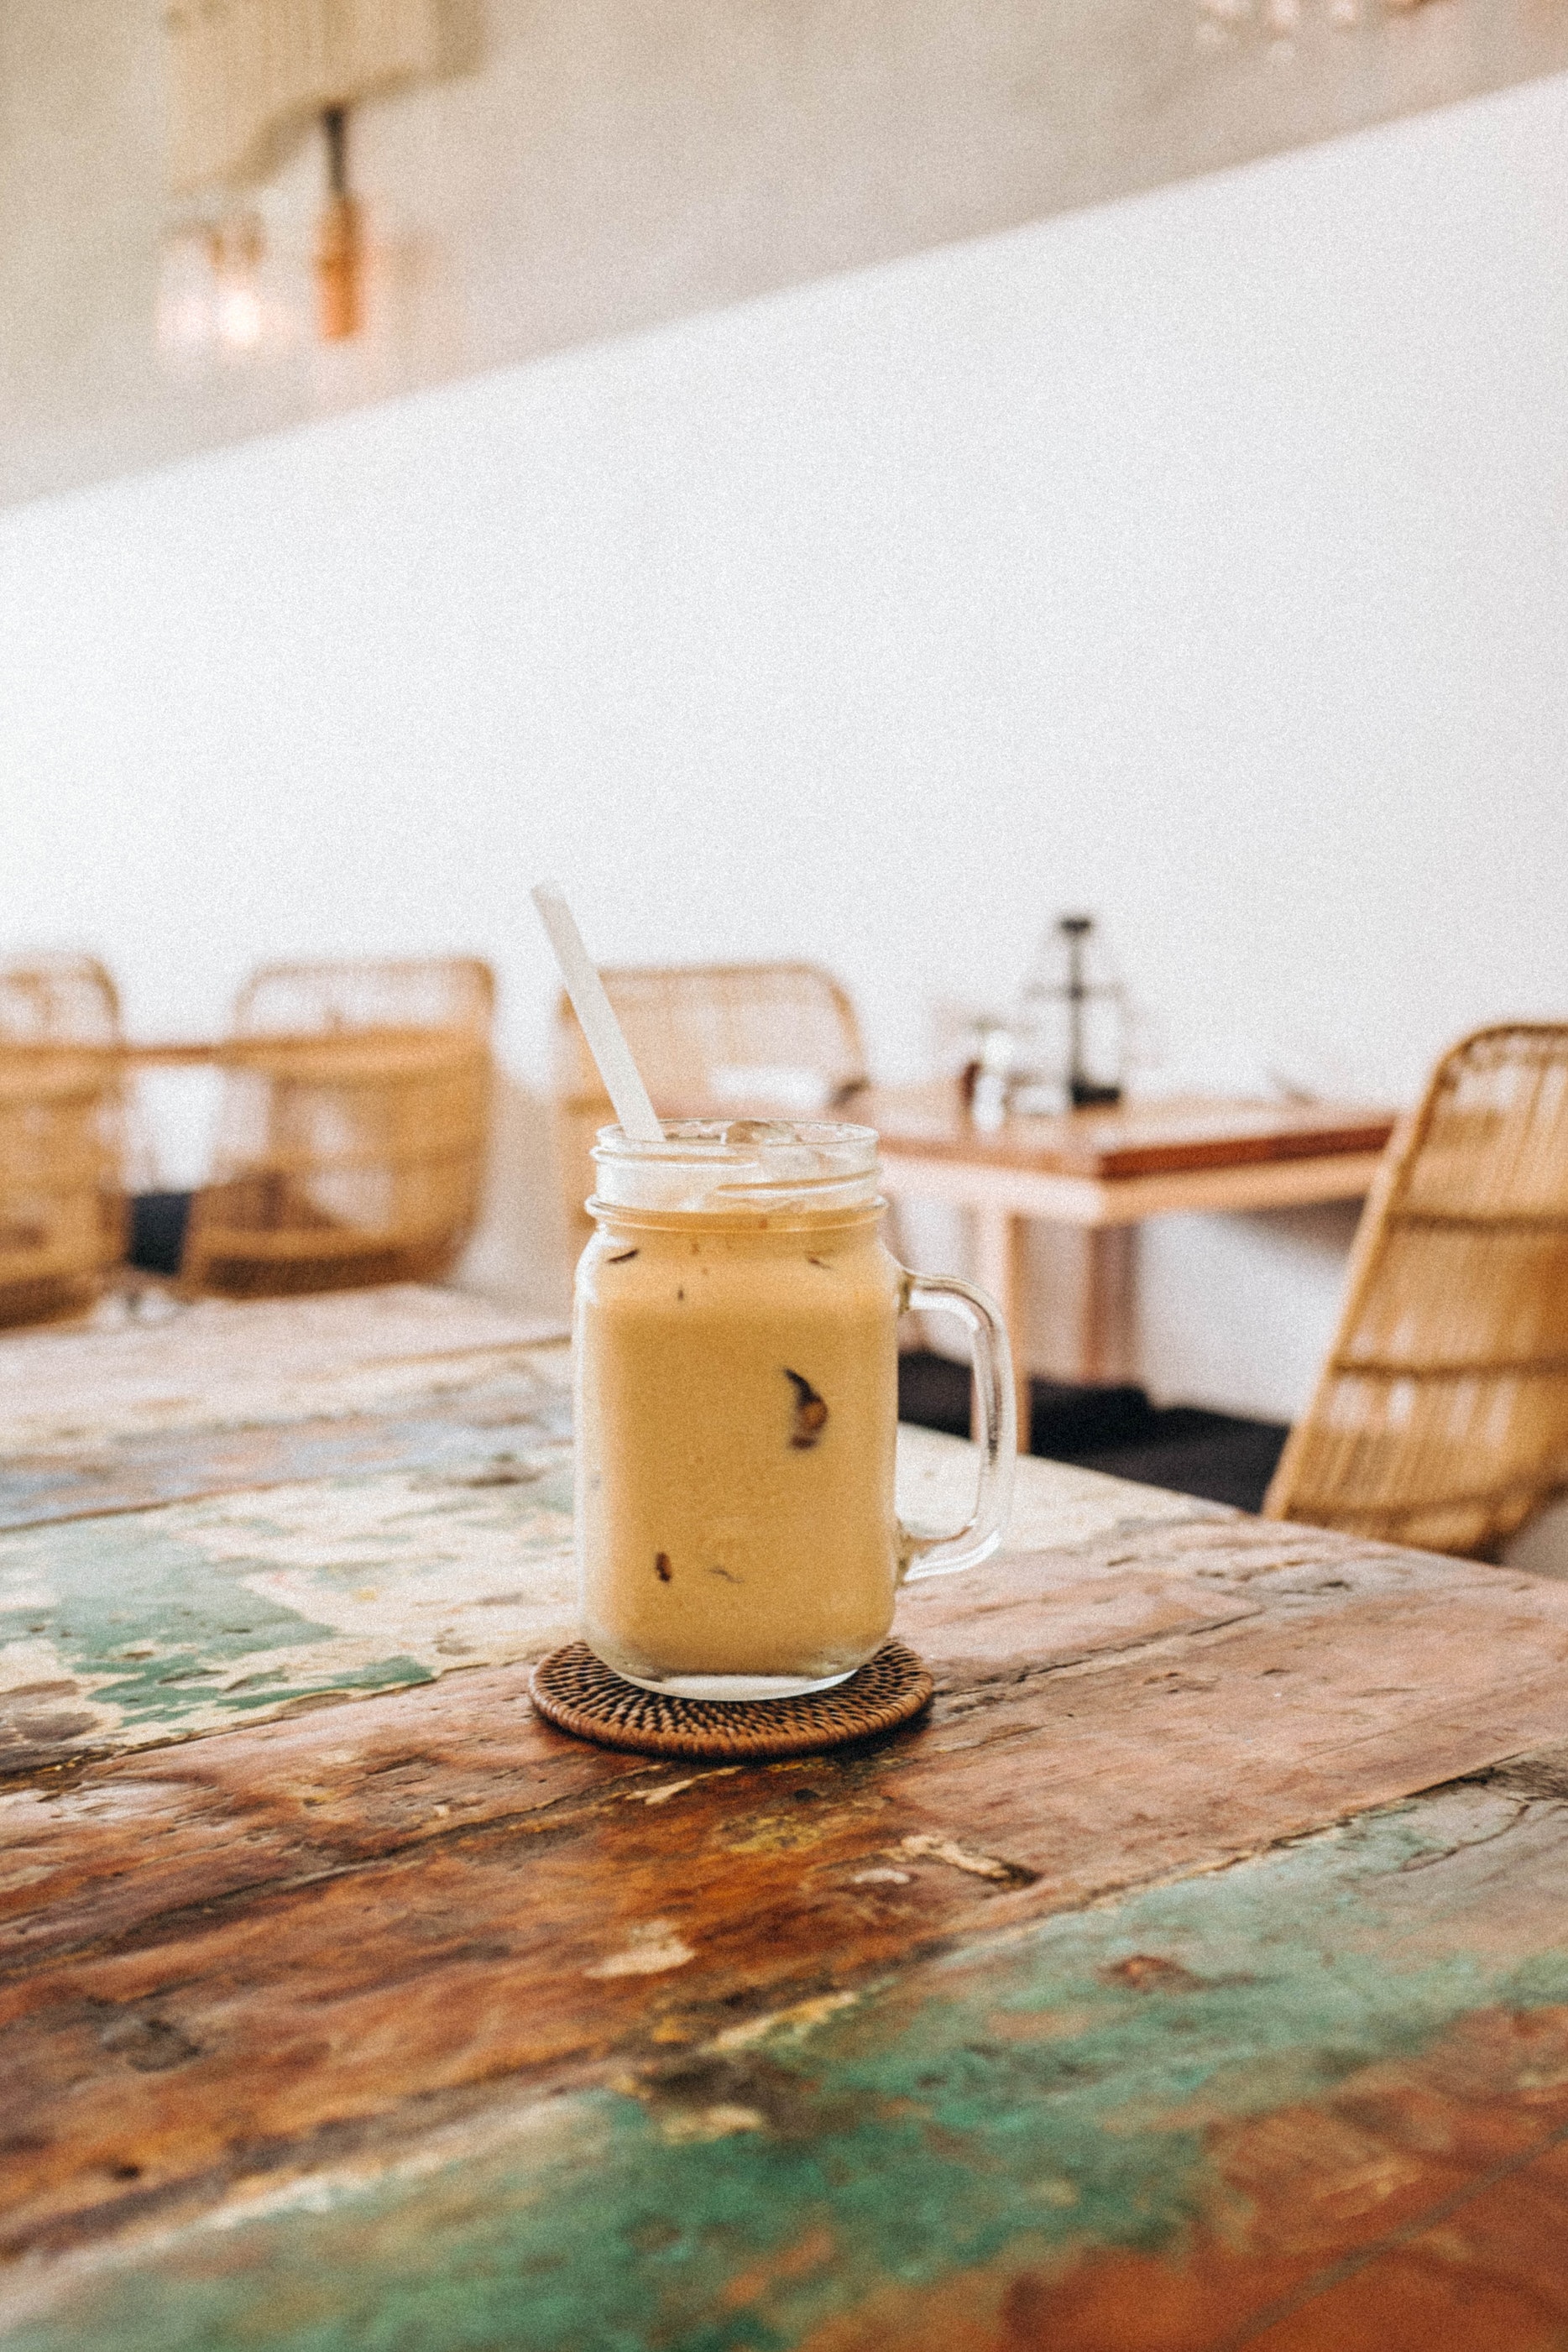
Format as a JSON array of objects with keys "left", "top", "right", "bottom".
[
  {"left": 1079, "top": 1223, "right": 1137, "bottom": 1386},
  {"left": 973, "top": 1201, "right": 1031, "bottom": 1451}
]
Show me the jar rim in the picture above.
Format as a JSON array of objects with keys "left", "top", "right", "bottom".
[
  {"left": 593, "top": 1116, "right": 876, "bottom": 1157},
  {"left": 590, "top": 1118, "right": 880, "bottom": 1210}
]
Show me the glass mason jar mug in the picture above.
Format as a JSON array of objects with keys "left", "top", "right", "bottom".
[{"left": 574, "top": 1120, "right": 1015, "bottom": 1700}]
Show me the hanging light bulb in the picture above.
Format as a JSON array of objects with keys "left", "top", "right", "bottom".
[
  {"left": 212, "top": 212, "right": 268, "bottom": 353},
  {"left": 156, "top": 219, "right": 220, "bottom": 363},
  {"left": 156, "top": 204, "right": 295, "bottom": 369}
]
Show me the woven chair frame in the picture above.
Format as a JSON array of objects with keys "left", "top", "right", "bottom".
[
  {"left": 181, "top": 958, "right": 496, "bottom": 1299},
  {"left": 233, "top": 957, "right": 494, "bottom": 1038},
  {"left": 551, "top": 961, "right": 869, "bottom": 1247},
  {"left": 0, "top": 956, "right": 127, "bottom": 1329},
  {"left": 1264, "top": 1022, "right": 1568, "bottom": 1557}
]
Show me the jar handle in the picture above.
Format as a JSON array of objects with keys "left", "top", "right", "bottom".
[{"left": 896, "top": 1270, "right": 1016, "bottom": 1581}]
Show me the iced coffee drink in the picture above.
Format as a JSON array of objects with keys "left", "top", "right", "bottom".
[{"left": 576, "top": 1121, "right": 1014, "bottom": 1699}]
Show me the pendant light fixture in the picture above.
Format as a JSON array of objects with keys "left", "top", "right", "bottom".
[
  {"left": 315, "top": 104, "right": 363, "bottom": 342},
  {"left": 159, "top": 0, "right": 442, "bottom": 356}
]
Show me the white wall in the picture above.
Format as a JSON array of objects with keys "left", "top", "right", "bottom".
[{"left": 4, "top": 73, "right": 1567, "bottom": 1418}]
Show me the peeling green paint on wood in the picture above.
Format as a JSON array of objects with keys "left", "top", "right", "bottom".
[
  {"left": 0, "top": 1397, "right": 1214, "bottom": 1772},
  {"left": 0, "top": 1457, "right": 577, "bottom": 1764},
  {"left": 5, "top": 1787, "right": 1568, "bottom": 2351},
  {"left": 0, "top": 1369, "right": 575, "bottom": 1532},
  {"left": 0, "top": 1290, "right": 567, "bottom": 1459},
  {"left": 8, "top": 1294, "right": 1568, "bottom": 2352}
]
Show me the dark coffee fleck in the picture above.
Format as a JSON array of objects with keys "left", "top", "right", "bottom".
[
  {"left": 655, "top": 1553, "right": 672, "bottom": 1582},
  {"left": 784, "top": 1368, "right": 829, "bottom": 1449}
]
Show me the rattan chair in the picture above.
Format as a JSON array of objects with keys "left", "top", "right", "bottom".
[
  {"left": 0, "top": 955, "right": 127, "bottom": 1327},
  {"left": 1264, "top": 1023, "right": 1568, "bottom": 1556},
  {"left": 181, "top": 958, "right": 495, "bottom": 1298},
  {"left": 551, "top": 962, "right": 869, "bottom": 1245}
]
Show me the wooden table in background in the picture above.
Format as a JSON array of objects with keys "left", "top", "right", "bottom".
[
  {"left": 4, "top": 1286, "right": 1568, "bottom": 2351},
  {"left": 866, "top": 1089, "right": 1398, "bottom": 1432}
]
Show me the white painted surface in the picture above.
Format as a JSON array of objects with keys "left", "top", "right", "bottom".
[{"left": 4, "top": 75, "right": 1567, "bottom": 1423}]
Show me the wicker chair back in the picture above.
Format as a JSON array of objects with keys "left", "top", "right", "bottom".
[
  {"left": 1264, "top": 1023, "right": 1568, "bottom": 1555},
  {"left": 0, "top": 955, "right": 126, "bottom": 1327},
  {"left": 182, "top": 958, "right": 495, "bottom": 1299}
]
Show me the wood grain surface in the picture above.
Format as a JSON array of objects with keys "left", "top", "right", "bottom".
[
  {"left": 864, "top": 1087, "right": 1398, "bottom": 1179},
  {"left": 6, "top": 1752, "right": 1568, "bottom": 2349},
  {"left": 0, "top": 1286, "right": 567, "bottom": 1457},
  {"left": 3, "top": 1288, "right": 1568, "bottom": 2351}
]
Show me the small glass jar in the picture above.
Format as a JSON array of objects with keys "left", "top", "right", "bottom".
[{"left": 574, "top": 1119, "right": 1014, "bottom": 1700}]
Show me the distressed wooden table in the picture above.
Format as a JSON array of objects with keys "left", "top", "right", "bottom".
[{"left": 4, "top": 1285, "right": 1568, "bottom": 2350}]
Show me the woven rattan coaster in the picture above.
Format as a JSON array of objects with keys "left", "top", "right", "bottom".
[{"left": 529, "top": 1638, "right": 933, "bottom": 1759}]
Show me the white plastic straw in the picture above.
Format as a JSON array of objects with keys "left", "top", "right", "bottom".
[{"left": 531, "top": 881, "right": 664, "bottom": 1142}]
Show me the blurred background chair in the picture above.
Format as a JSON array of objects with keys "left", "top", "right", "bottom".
[
  {"left": 180, "top": 956, "right": 495, "bottom": 1298},
  {"left": 551, "top": 961, "right": 868, "bottom": 1247},
  {"left": 0, "top": 954, "right": 128, "bottom": 1327},
  {"left": 1264, "top": 1023, "right": 1568, "bottom": 1556}
]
